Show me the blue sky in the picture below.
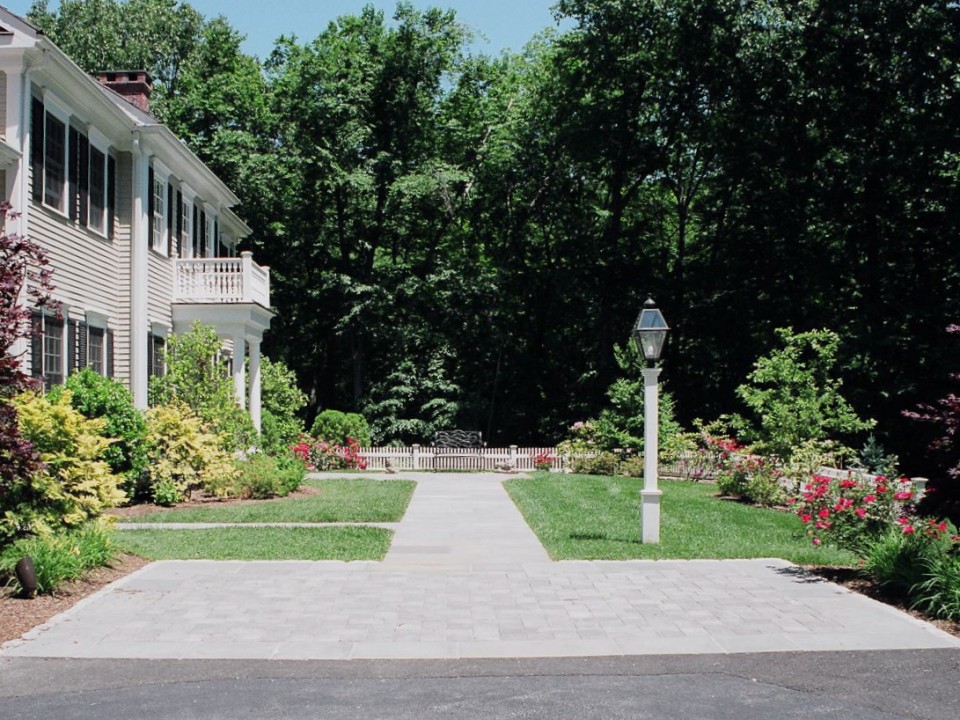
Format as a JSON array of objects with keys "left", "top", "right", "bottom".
[{"left": 5, "top": 1, "right": 564, "bottom": 58}]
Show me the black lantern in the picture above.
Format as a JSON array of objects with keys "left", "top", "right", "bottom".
[{"left": 631, "top": 298, "right": 669, "bottom": 363}]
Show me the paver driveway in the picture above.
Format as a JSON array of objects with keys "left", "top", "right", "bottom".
[{"left": 2, "top": 473, "right": 957, "bottom": 660}]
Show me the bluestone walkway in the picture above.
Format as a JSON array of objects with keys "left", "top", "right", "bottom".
[{"left": 2, "top": 472, "right": 958, "bottom": 660}]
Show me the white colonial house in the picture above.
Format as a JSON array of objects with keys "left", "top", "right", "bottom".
[{"left": 0, "top": 7, "right": 273, "bottom": 429}]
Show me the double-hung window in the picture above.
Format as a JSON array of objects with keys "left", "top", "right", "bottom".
[
  {"left": 151, "top": 175, "right": 166, "bottom": 253},
  {"left": 31, "top": 312, "right": 65, "bottom": 391},
  {"left": 180, "top": 197, "right": 193, "bottom": 258},
  {"left": 88, "top": 146, "right": 108, "bottom": 235},
  {"left": 87, "top": 326, "right": 105, "bottom": 375}
]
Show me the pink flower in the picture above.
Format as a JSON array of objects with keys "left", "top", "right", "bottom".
[
  {"left": 812, "top": 537, "right": 822, "bottom": 546},
  {"left": 800, "top": 513, "right": 813, "bottom": 524},
  {"left": 818, "top": 508, "right": 830, "bottom": 519},
  {"left": 855, "top": 508, "right": 867, "bottom": 518},
  {"left": 863, "top": 494, "right": 877, "bottom": 504},
  {"left": 893, "top": 491, "right": 912, "bottom": 501}
]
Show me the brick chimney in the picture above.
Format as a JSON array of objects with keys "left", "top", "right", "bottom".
[{"left": 96, "top": 71, "right": 153, "bottom": 113}]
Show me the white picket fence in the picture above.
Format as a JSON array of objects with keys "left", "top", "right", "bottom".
[{"left": 356, "top": 445, "right": 699, "bottom": 475}]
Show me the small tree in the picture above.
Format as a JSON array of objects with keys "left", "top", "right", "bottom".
[
  {"left": 148, "top": 321, "right": 255, "bottom": 451},
  {"left": 259, "top": 356, "right": 307, "bottom": 456},
  {"left": 734, "top": 328, "right": 874, "bottom": 459},
  {"left": 0, "top": 204, "right": 57, "bottom": 546}
]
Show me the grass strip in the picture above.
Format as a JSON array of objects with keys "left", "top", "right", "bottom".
[
  {"left": 115, "top": 526, "right": 392, "bottom": 561},
  {"left": 125, "top": 479, "right": 416, "bottom": 524},
  {"left": 505, "top": 474, "right": 858, "bottom": 565}
]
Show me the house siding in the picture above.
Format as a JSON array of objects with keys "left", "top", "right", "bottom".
[
  {"left": 147, "top": 251, "right": 174, "bottom": 331},
  {"left": 0, "top": 71, "right": 7, "bottom": 140}
]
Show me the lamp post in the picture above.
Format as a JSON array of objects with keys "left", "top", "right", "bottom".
[{"left": 631, "top": 298, "right": 669, "bottom": 544}]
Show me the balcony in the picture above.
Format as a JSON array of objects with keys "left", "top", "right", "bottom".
[{"left": 173, "top": 252, "right": 270, "bottom": 307}]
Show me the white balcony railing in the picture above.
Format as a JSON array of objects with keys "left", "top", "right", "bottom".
[{"left": 174, "top": 252, "right": 270, "bottom": 307}]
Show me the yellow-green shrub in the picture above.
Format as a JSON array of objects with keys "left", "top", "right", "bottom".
[
  {"left": 9, "top": 391, "right": 125, "bottom": 535},
  {"left": 144, "top": 403, "right": 239, "bottom": 504}
]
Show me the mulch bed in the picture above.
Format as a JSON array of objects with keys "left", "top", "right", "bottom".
[
  {"left": 105, "top": 484, "right": 322, "bottom": 519},
  {"left": 0, "top": 554, "right": 149, "bottom": 645}
]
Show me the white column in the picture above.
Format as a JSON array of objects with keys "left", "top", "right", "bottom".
[
  {"left": 233, "top": 335, "right": 246, "bottom": 410},
  {"left": 248, "top": 338, "right": 261, "bottom": 432},
  {"left": 130, "top": 137, "right": 150, "bottom": 409},
  {"left": 241, "top": 251, "right": 254, "bottom": 302},
  {"left": 641, "top": 367, "right": 662, "bottom": 544}
]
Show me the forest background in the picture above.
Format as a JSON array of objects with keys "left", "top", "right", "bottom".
[{"left": 23, "top": 0, "right": 960, "bottom": 471}]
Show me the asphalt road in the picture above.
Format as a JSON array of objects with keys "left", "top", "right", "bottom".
[{"left": 2, "top": 649, "right": 958, "bottom": 719}]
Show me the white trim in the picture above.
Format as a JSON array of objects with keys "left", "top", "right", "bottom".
[
  {"left": 150, "top": 165, "right": 168, "bottom": 255},
  {"left": 87, "top": 137, "right": 109, "bottom": 237},
  {"left": 83, "top": 309, "right": 110, "bottom": 328}
]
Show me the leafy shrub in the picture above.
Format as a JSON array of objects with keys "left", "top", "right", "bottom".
[
  {"left": 143, "top": 403, "right": 239, "bottom": 505},
  {"left": 234, "top": 453, "right": 306, "bottom": 499},
  {"left": 716, "top": 454, "right": 787, "bottom": 506},
  {"left": 292, "top": 436, "right": 367, "bottom": 471},
  {"left": 50, "top": 369, "right": 148, "bottom": 498},
  {"left": 733, "top": 328, "right": 874, "bottom": 460},
  {"left": 148, "top": 322, "right": 256, "bottom": 452},
  {"left": 570, "top": 452, "right": 619, "bottom": 476},
  {"left": 530, "top": 451, "right": 556, "bottom": 471},
  {"left": 310, "top": 410, "right": 371, "bottom": 446},
  {"left": 618, "top": 455, "right": 645, "bottom": 477},
  {"left": 0, "top": 521, "right": 115, "bottom": 595},
  {"left": 6, "top": 391, "right": 124, "bottom": 540},
  {"left": 778, "top": 439, "right": 855, "bottom": 496},
  {"left": 794, "top": 472, "right": 915, "bottom": 554},
  {"left": 259, "top": 357, "right": 307, "bottom": 457}
]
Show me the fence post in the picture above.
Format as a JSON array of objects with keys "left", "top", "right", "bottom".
[
  {"left": 412, "top": 444, "right": 421, "bottom": 471},
  {"left": 510, "top": 445, "right": 518, "bottom": 468}
]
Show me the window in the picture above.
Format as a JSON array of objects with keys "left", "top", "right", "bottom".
[
  {"left": 181, "top": 197, "right": 193, "bottom": 258},
  {"left": 31, "top": 312, "right": 64, "bottom": 391},
  {"left": 205, "top": 213, "right": 215, "bottom": 258},
  {"left": 152, "top": 176, "right": 166, "bottom": 253},
  {"left": 148, "top": 333, "right": 166, "bottom": 377},
  {"left": 88, "top": 327, "right": 105, "bottom": 375},
  {"left": 43, "top": 112, "right": 66, "bottom": 211},
  {"left": 89, "top": 146, "right": 107, "bottom": 234}
]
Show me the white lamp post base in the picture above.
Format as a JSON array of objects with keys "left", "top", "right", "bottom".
[{"left": 641, "top": 488, "right": 662, "bottom": 544}]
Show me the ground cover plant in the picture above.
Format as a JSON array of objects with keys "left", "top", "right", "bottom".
[
  {"left": 115, "top": 526, "right": 392, "bottom": 561},
  {"left": 121, "top": 478, "right": 416, "bottom": 524},
  {"left": 505, "top": 473, "right": 856, "bottom": 564}
]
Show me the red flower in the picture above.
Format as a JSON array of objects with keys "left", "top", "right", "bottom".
[
  {"left": 818, "top": 508, "right": 830, "bottom": 519},
  {"left": 855, "top": 508, "right": 867, "bottom": 518},
  {"left": 893, "top": 491, "right": 913, "bottom": 501},
  {"left": 800, "top": 513, "right": 813, "bottom": 524},
  {"left": 863, "top": 494, "right": 877, "bottom": 504}
]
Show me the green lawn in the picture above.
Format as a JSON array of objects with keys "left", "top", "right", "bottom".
[
  {"left": 505, "top": 474, "right": 858, "bottom": 565},
  {"left": 123, "top": 478, "right": 416, "bottom": 524},
  {"left": 115, "top": 526, "right": 392, "bottom": 561}
]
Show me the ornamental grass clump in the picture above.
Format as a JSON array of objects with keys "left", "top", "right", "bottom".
[
  {"left": 0, "top": 521, "right": 115, "bottom": 595},
  {"left": 794, "top": 472, "right": 915, "bottom": 555}
]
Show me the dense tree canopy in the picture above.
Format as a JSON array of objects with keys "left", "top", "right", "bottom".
[{"left": 27, "top": 0, "right": 960, "bottom": 470}]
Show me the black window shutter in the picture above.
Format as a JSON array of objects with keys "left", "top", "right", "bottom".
[
  {"left": 30, "top": 98, "right": 44, "bottom": 203},
  {"left": 107, "top": 155, "right": 116, "bottom": 240},
  {"left": 68, "top": 127, "right": 79, "bottom": 221},
  {"left": 176, "top": 191, "right": 183, "bottom": 257},
  {"left": 30, "top": 312, "right": 42, "bottom": 379},
  {"left": 106, "top": 330, "right": 115, "bottom": 378},
  {"left": 214, "top": 219, "right": 220, "bottom": 257},
  {"left": 147, "top": 165, "right": 155, "bottom": 246},
  {"left": 78, "top": 134, "right": 89, "bottom": 227},
  {"left": 78, "top": 322, "right": 88, "bottom": 369},
  {"left": 67, "top": 320, "right": 76, "bottom": 374},
  {"left": 147, "top": 332, "right": 154, "bottom": 377},
  {"left": 167, "top": 182, "right": 175, "bottom": 256},
  {"left": 200, "top": 210, "right": 206, "bottom": 257}
]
